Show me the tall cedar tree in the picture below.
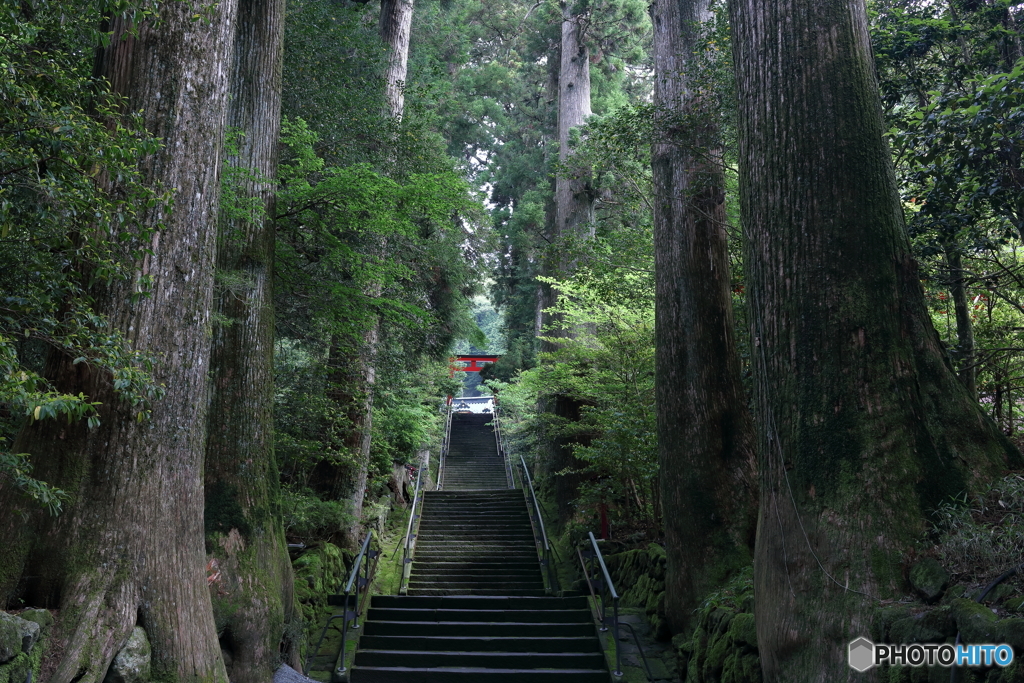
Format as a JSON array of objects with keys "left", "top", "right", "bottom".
[
  {"left": 204, "top": 0, "right": 300, "bottom": 678},
  {"left": 329, "top": 0, "right": 417, "bottom": 543},
  {"left": 727, "top": 0, "right": 1022, "bottom": 678},
  {"left": 650, "top": 0, "right": 756, "bottom": 633},
  {"left": 0, "top": 3, "right": 237, "bottom": 682},
  {"left": 540, "top": 0, "right": 596, "bottom": 520}
]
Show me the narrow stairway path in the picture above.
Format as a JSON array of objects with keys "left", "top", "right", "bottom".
[
  {"left": 349, "top": 412, "right": 609, "bottom": 682},
  {"left": 442, "top": 413, "right": 508, "bottom": 489}
]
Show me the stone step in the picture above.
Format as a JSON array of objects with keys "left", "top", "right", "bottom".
[
  {"left": 371, "top": 596, "right": 589, "bottom": 610},
  {"left": 357, "top": 634, "right": 601, "bottom": 653},
  {"left": 367, "top": 608, "right": 592, "bottom": 623},
  {"left": 354, "top": 649, "right": 607, "bottom": 669},
  {"left": 407, "top": 585, "right": 552, "bottom": 593}
]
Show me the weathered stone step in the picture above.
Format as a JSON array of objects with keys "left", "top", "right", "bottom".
[
  {"left": 363, "top": 620, "right": 594, "bottom": 638},
  {"left": 371, "top": 596, "right": 589, "bottom": 610},
  {"left": 406, "top": 587, "right": 548, "bottom": 596},
  {"left": 367, "top": 608, "right": 592, "bottom": 623},
  {"left": 350, "top": 666, "right": 609, "bottom": 682},
  {"left": 354, "top": 649, "right": 607, "bottom": 669},
  {"left": 357, "top": 634, "right": 601, "bottom": 653},
  {"left": 410, "top": 568, "right": 541, "bottom": 579},
  {"left": 406, "top": 580, "right": 545, "bottom": 591},
  {"left": 404, "top": 561, "right": 540, "bottom": 571}
]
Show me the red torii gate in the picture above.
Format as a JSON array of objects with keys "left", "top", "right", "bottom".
[
  {"left": 448, "top": 355, "right": 500, "bottom": 405},
  {"left": 449, "top": 354, "right": 500, "bottom": 376}
]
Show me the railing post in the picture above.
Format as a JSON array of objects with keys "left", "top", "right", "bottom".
[{"left": 613, "top": 597, "right": 623, "bottom": 677}]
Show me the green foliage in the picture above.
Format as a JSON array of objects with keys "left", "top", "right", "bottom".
[
  {"left": 275, "top": 116, "right": 483, "bottom": 358},
  {"left": 273, "top": 338, "right": 358, "bottom": 490},
  {"left": 931, "top": 474, "right": 1024, "bottom": 580},
  {"left": 873, "top": 0, "right": 1024, "bottom": 430},
  {"left": 491, "top": 268, "right": 658, "bottom": 536},
  {"left": 539, "top": 272, "right": 658, "bottom": 534},
  {"left": 894, "top": 59, "right": 1024, "bottom": 247},
  {"left": 275, "top": 1, "right": 491, "bottom": 535},
  {"left": 0, "top": 1, "right": 167, "bottom": 511},
  {"left": 371, "top": 362, "right": 451, "bottom": 467},
  {"left": 281, "top": 487, "right": 356, "bottom": 542}
]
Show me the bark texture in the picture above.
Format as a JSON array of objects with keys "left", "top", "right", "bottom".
[
  {"left": 727, "top": 0, "right": 1022, "bottom": 679},
  {"left": 0, "top": 4, "right": 237, "bottom": 683},
  {"left": 650, "top": 0, "right": 756, "bottom": 634},
  {"left": 380, "top": 0, "right": 414, "bottom": 119},
  {"left": 204, "top": 0, "right": 299, "bottom": 678},
  {"left": 554, "top": 2, "right": 594, "bottom": 243},
  {"left": 946, "top": 248, "right": 977, "bottom": 399}
]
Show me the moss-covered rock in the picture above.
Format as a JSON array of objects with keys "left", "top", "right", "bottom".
[
  {"left": 951, "top": 598, "right": 1000, "bottom": 643},
  {"left": 871, "top": 605, "right": 917, "bottom": 642},
  {"left": 292, "top": 543, "right": 352, "bottom": 653},
  {"left": 0, "top": 613, "right": 37, "bottom": 664},
  {"left": 727, "top": 613, "right": 757, "bottom": 648},
  {"left": 940, "top": 583, "right": 973, "bottom": 606},
  {"left": 909, "top": 558, "right": 950, "bottom": 602},
  {"left": 103, "top": 627, "right": 151, "bottom": 683},
  {"left": 602, "top": 543, "right": 669, "bottom": 641},
  {"left": 0, "top": 612, "right": 47, "bottom": 683},
  {"left": 984, "top": 583, "right": 1016, "bottom": 605},
  {"left": 997, "top": 618, "right": 1024, "bottom": 657},
  {"left": 721, "top": 649, "right": 762, "bottom": 683},
  {"left": 888, "top": 606, "right": 956, "bottom": 644},
  {"left": 17, "top": 610, "right": 52, "bottom": 635},
  {"left": 1005, "top": 596, "right": 1024, "bottom": 614}
]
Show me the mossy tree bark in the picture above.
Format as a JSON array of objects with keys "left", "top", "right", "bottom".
[
  {"left": 650, "top": 0, "right": 757, "bottom": 635},
  {"left": 727, "top": 0, "right": 1022, "bottom": 679},
  {"left": 0, "top": 4, "right": 237, "bottom": 683},
  {"left": 204, "top": 0, "right": 300, "bottom": 679}
]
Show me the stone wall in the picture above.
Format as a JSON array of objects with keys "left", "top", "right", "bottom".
[{"left": 603, "top": 543, "right": 670, "bottom": 641}]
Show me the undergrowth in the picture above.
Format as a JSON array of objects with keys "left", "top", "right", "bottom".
[{"left": 930, "top": 473, "right": 1024, "bottom": 586}]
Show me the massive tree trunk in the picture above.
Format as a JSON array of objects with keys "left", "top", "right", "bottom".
[
  {"left": 727, "top": 0, "right": 1022, "bottom": 679},
  {"left": 0, "top": 4, "right": 236, "bottom": 683},
  {"left": 204, "top": 0, "right": 299, "bottom": 678},
  {"left": 650, "top": 0, "right": 757, "bottom": 634},
  {"left": 321, "top": 330, "right": 377, "bottom": 545},
  {"left": 380, "top": 0, "right": 414, "bottom": 119},
  {"left": 554, "top": 1, "right": 594, "bottom": 245}
]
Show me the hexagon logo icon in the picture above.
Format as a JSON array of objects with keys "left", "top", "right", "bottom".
[{"left": 848, "top": 637, "right": 875, "bottom": 672}]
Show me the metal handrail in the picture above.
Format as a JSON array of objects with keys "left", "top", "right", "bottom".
[
  {"left": 398, "top": 453, "right": 428, "bottom": 594},
  {"left": 305, "top": 532, "right": 382, "bottom": 679},
  {"left": 329, "top": 532, "right": 378, "bottom": 683},
  {"left": 492, "top": 407, "right": 514, "bottom": 488},
  {"left": 579, "top": 531, "right": 623, "bottom": 678},
  {"left": 576, "top": 532, "right": 654, "bottom": 681},
  {"left": 516, "top": 453, "right": 560, "bottom": 595},
  {"left": 437, "top": 404, "right": 452, "bottom": 490}
]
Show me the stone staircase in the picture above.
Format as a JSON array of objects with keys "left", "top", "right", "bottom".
[
  {"left": 442, "top": 413, "right": 508, "bottom": 489},
  {"left": 409, "top": 490, "right": 543, "bottom": 595},
  {"left": 351, "top": 595, "right": 607, "bottom": 682},
  {"left": 347, "top": 413, "right": 609, "bottom": 682}
]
